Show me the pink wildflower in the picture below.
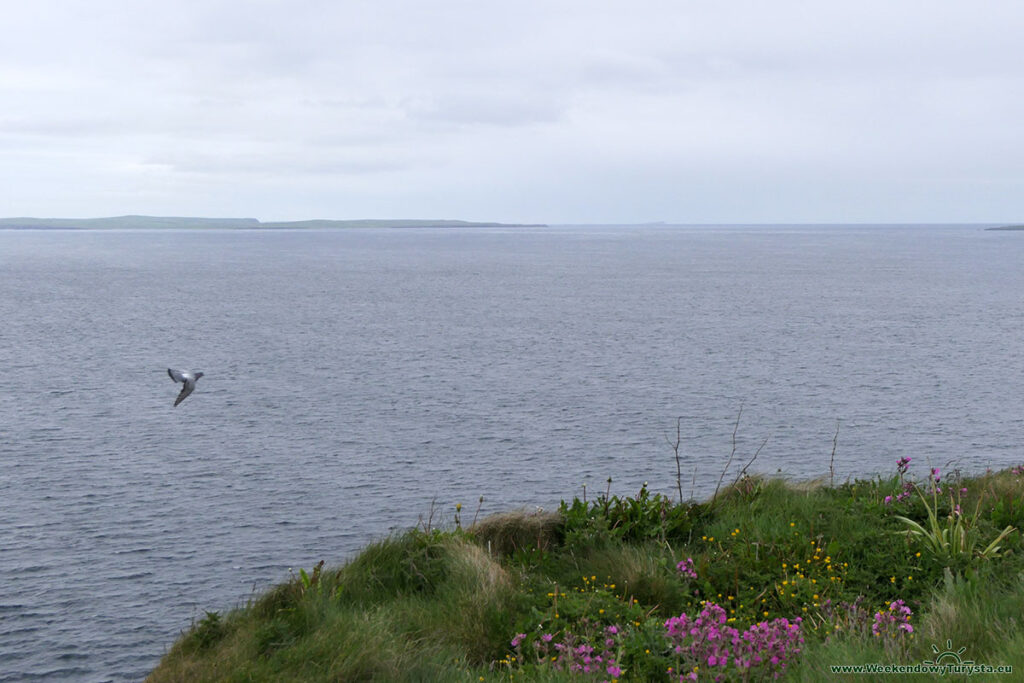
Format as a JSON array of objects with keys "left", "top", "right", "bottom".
[{"left": 676, "top": 557, "right": 698, "bottom": 579}]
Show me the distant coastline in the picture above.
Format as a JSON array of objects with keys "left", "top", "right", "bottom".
[
  {"left": 986, "top": 225, "right": 1024, "bottom": 231},
  {"left": 0, "top": 215, "right": 546, "bottom": 230}
]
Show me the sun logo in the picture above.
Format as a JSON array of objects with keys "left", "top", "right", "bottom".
[{"left": 922, "top": 639, "right": 974, "bottom": 666}]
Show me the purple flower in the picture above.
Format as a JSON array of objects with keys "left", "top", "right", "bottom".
[
  {"left": 884, "top": 495, "right": 893, "bottom": 505},
  {"left": 676, "top": 557, "right": 698, "bottom": 579},
  {"left": 665, "top": 602, "right": 804, "bottom": 677},
  {"left": 541, "top": 633, "right": 553, "bottom": 643},
  {"left": 510, "top": 633, "right": 526, "bottom": 648},
  {"left": 872, "top": 600, "right": 914, "bottom": 639}
]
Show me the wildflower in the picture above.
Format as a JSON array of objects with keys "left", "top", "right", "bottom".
[
  {"left": 872, "top": 600, "right": 914, "bottom": 638},
  {"left": 884, "top": 495, "right": 893, "bottom": 505},
  {"left": 676, "top": 558, "right": 698, "bottom": 579},
  {"left": 510, "top": 633, "right": 526, "bottom": 648}
]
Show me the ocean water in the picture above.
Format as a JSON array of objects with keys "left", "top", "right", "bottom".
[{"left": 1, "top": 224, "right": 1022, "bottom": 680}]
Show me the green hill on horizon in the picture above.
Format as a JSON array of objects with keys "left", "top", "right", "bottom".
[{"left": 0, "top": 215, "right": 544, "bottom": 230}]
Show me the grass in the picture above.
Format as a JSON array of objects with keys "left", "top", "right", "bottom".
[{"left": 147, "top": 465, "right": 1024, "bottom": 682}]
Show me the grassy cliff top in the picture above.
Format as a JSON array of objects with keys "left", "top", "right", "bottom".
[{"left": 147, "top": 466, "right": 1024, "bottom": 682}]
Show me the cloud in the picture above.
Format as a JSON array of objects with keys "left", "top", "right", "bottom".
[
  {"left": 146, "top": 148, "right": 414, "bottom": 176},
  {"left": 402, "top": 92, "right": 565, "bottom": 127},
  {"left": 1, "top": 0, "right": 1023, "bottom": 221}
]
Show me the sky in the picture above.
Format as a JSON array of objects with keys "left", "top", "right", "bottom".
[{"left": 2, "top": 0, "right": 1023, "bottom": 224}]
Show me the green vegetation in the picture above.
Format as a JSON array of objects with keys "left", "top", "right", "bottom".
[
  {"left": 0, "top": 215, "right": 543, "bottom": 230},
  {"left": 257, "top": 219, "right": 545, "bottom": 229},
  {"left": 147, "top": 465, "right": 1024, "bottom": 681}
]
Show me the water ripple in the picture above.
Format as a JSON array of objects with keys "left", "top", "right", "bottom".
[{"left": 1, "top": 225, "right": 1022, "bottom": 679}]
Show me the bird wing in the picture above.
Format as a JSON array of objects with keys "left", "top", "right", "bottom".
[
  {"left": 168, "top": 368, "right": 186, "bottom": 383},
  {"left": 173, "top": 381, "right": 195, "bottom": 407}
]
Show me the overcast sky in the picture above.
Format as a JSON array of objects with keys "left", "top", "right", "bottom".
[{"left": 2, "top": 1, "right": 1022, "bottom": 223}]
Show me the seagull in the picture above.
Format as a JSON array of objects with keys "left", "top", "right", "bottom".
[{"left": 167, "top": 368, "right": 204, "bottom": 407}]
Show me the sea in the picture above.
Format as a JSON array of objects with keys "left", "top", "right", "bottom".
[{"left": 1, "top": 224, "right": 1022, "bottom": 681}]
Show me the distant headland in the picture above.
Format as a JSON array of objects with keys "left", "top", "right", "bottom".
[
  {"left": 986, "top": 224, "right": 1024, "bottom": 231},
  {"left": 0, "top": 215, "right": 546, "bottom": 230}
]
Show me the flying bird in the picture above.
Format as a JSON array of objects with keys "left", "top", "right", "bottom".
[{"left": 167, "top": 368, "right": 204, "bottom": 407}]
